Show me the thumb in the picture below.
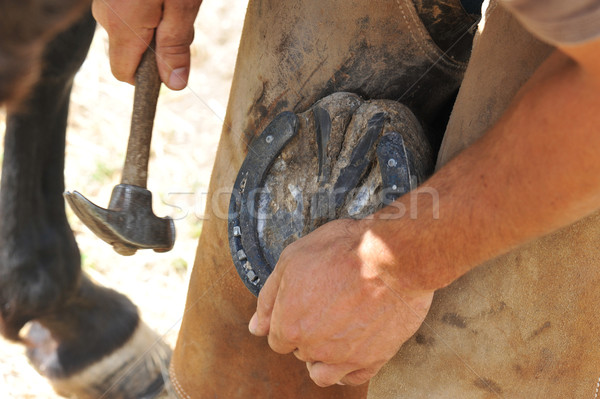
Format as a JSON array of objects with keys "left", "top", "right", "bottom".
[{"left": 155, "top": 0, "right": 201, "bottom": 90}]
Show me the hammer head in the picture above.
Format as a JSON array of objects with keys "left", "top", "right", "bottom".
[{"left": 64, "top": 184, "right": 175, "bottom": 256}]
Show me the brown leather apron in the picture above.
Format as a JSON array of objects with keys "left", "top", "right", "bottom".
[{"left": 167, "top": 1, "right": 553, "bottom": 398}]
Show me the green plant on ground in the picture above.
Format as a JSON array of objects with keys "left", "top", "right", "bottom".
[
  {"left": 91, "top": 160, "right": 118, "bottom": 185},
  {"left": 171, "top": 257, "right": 188, "bottom": 275}
]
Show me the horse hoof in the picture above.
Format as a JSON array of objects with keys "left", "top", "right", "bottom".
[{"left": 26, "top": 320, "right": 172, "bottom": 399}]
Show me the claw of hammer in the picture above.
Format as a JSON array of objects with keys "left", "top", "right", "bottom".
[{"left": 65, "top": 185, "right": 175, "bottom": 256}]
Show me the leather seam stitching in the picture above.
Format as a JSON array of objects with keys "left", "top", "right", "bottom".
[
  {"left": 169, "top": 362, "right": 192, "bottom": 399},
  {"left": 397, "top": 0, "right": 469, "bottom": 71}
]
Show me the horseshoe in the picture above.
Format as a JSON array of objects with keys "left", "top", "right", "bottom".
[{"left": 228, "top": 94, "right": 430, "bottom": 296}]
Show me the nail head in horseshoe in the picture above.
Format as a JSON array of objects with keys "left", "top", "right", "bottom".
[{"left": 228, "top": 112, "right": 299, "bottom": 296}]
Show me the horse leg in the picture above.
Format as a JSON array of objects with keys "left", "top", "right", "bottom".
[
  {"left": 169, "top": 0, "right": 475, "bottom": 397},
  {"left": 0, "top": 10, "right": 170, "bottom": 399}
]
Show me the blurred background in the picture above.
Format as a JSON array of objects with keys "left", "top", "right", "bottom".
[{"left": 0, "top": 0, "right": 247, "bottom": 397}]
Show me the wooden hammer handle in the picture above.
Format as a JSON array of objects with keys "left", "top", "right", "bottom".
[{"left": 121, "top": 42, "right": 161, "bottom": 188}]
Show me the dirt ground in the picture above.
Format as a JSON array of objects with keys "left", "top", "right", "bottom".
[{"left": 0, "top": 1, "right": 247, "bottom": 397}]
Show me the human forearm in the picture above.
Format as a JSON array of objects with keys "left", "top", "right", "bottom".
[{"left": 362, "top": 47, "right": 600, "bottom": 293}]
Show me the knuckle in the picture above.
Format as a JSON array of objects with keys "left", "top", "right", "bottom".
[
  {"left": 167, "top": 0, "right": 201, "bottom": 15},
  {"left": 276, "top": 248, "right": 291, "bottom": 264},
  {"left": 344, "top": 369, "right": 377, "bottom": 386},
  {"left": 277, "top": 244, "right": 297, "bottom": 266},
  {"left": 293, "top": 349, "right": 312, "bottom": 362},
  {"left": 102, "top": 15, "right": 121, "bottom": 33},
  {"left": 343, "top": 365, "right": 381, "bottom": 386},
  {"left": 313, "top": 378, "right": 334, "bottom": 388},
  {"left": 310, "top": 369, "right": 338, "bottom": 388},
  {"left": 255, "top": 295, "right": 272, "bottom": 316},
  {"left": 310, "top": 346, "right": 335, "bottom": 363},
  {"left": 280, "top": 322, "right": 302, "bottom": 343},
  {"left": 180, "top": 0, "right": 200, "bottom": 14},
  {"left": 158, "top": 26, "right": 194, "bottom": 48},
  {"left": 251, "top": 316, "right": 268, "bottom": 336},
  {"left": 91, "top": 3, "right": 121, "bottom": 32},
  {"left": 107, "top": 58, "right": 129, "bottom": 82},
  {"left": 158, "top": 41, "right": 193, "bottom": 56},
  {"left": 267, "top": 332, "right": 288, "bottom": 354},
  {"left": 91, "top": 0, "right": 113, "bottom": 19},
  {"left": 110, "top": 69, "right": 130, "bottom": 84},
  {"left": 90, "top": 2, "right": 104, "bottom": 22}
]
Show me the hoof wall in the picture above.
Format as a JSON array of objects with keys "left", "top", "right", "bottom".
[{"left": 28, "top": 321, "right": 172, "bottom": 399}]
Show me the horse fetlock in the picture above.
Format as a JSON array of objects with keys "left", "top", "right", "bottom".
[
  {"left": 25, "top": 276, "right": 140, "bottom": 376},
  {"left": 0, "top": 226, "right": 81, "bottom": 340}
]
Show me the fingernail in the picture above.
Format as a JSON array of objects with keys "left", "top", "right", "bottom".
[
  {"left": 249, "top": 313, "right": 258, "bottom": 334},
  {"left": 168, "top": 67, "right": 188, "bottom": 90}
]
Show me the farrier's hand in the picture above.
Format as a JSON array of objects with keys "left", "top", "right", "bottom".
[
  {"left": 92, "top": 0, "right": 202, "bottom": 89},
  {"left": 249, "top": 219, "right": 434, "bottom": 387}
]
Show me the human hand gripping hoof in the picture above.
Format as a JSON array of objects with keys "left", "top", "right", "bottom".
[
  {"left": 248, "top": 219, "right": 434, "bottom": 387},
  {"left": 234, "top": 92, "right": 436, "bottom": 386}
]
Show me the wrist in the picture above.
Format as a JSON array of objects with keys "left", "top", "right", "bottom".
[{"left": 356, "top": 215, "right": 438, "bottom": 298}]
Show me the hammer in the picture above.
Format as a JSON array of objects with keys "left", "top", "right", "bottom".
[{"left": 64, "top": 43, "right": 175, "bottom": 256}]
